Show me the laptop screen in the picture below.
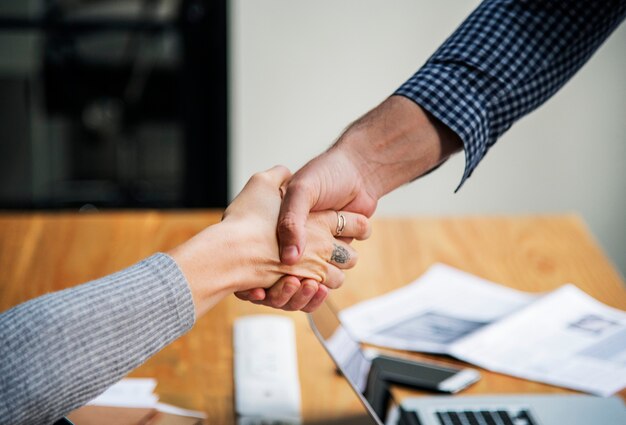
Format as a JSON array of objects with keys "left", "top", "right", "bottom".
[{"left": 308, "top": 300, "right": 397, "bottom": 425}]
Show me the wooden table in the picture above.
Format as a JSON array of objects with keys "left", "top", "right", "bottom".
[{"left": 1, "top": 212, "right": 625, "bottom": 424}]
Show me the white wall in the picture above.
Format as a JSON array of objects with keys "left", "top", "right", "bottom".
[{"left": 230, "top": 0, "right": 626, "bottom": 276}]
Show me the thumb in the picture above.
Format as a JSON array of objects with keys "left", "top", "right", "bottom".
[{"left": 277, "top": 180, "right": 315, "bottom": 265}]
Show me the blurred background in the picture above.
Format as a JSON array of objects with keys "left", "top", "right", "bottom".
[
  {"left": 1, "top": 0, "right": 625, "bottom": 275},
  {"left": 0, "top": 0, "right": 226, "bottom": 209}
]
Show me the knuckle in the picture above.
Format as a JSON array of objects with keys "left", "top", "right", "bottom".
[
  {"left": 287, "top": 179, "right": 312, "bottom": 195},
  {"left": 273, "top": 165, "right": 289, "bottom": 175},
  {"left": 249, "top": 171, "right": 266, "bottom": 183}
]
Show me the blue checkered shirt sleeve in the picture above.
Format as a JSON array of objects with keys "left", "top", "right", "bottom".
[{"left": 395, "top": 0, "right": 626, "bottom": 189}]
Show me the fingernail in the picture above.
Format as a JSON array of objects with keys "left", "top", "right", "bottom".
[{"left": 282, "top": 245, "right": 299, "bottom": 260}]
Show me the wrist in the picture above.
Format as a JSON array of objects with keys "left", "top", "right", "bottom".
[
  {"left": 335, "top": 95, "right": 462, "bottom": 198},
  {"left": 168, "top": 222, "right": 248, "bottom": 316}
]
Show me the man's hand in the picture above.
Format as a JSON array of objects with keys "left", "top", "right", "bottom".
[
  {"left": 236, "top": 96, "right": 462, "bottom": 310},
  {"left": 233, "top": 148, "right": 379, "bottom": 311},
  {"left": 277, "top": 147, "right": 379, "bottom": 264},
  {"left": 278, "top": 96, "right": 462, "bottom": 265},
  {"left": 237, "top": 275, "right": 330, "bottom": 313}
]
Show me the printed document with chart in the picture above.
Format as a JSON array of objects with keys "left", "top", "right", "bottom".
[{"left": 340, "top": 264, "right": 626, "bottom": 396}]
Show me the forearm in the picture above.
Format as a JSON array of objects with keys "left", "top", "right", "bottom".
[
  {"left": 396, "top": 0, "right": 626, "bottom": 187},
  {"left": 333, "top": 95, "right": 462, "bottom": 199},
  {"left": 0, "top": 253, "right": 195, "bottom": 425}
]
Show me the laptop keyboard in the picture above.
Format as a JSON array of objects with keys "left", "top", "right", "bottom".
[{"left": 434, "top": 409, "right": 537, "bottom": 425}]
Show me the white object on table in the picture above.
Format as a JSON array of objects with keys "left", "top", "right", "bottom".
[{"left": 234, "top": 315, "right": 301, "bottom": 425}]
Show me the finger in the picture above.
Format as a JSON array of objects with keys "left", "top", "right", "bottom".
[
  {"left": 301, "top": 285, "right": 329, "bottom": 313},
  {"left": 246, "top": 288, "right": 267, "bottom": 301},
  {"left": 278, "top": 180, "right": 316, "bottom": 265},
  {"left": 244, "top": 288, "right": 266, "bottom": 301},
  {"left": 266, "top": 275, "right": 302, "bottom": 308},
  {"left": 234, "top": 291, "right": 250, "bottom": 301},
  {"left": 281, "top": 280, "right": 319, "bottom": 311},
  {"left": 321, "top": 211, "right": 371, "bottom": 241},
  {"left": 323, "top": 264, "right": 345, "bottom": 290},
  {"left": 328, "top": 240, "right": 358, "bottom": 270}
]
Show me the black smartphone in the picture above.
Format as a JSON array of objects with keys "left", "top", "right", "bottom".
[{"left": 367, "top": 353, "right": 480, "bottom": 393}]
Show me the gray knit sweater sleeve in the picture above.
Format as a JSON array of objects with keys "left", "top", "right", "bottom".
[{"left": 0, "top": 253, "right": 196, "bottom": 425}]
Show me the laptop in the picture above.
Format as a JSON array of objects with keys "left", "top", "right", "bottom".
[{"left": 307, "top": 300, "right": 626, "bottom": 425}]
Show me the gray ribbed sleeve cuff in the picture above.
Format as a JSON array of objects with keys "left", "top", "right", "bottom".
[{"left": 0, "top": 253, "right": 195, "bottom": 425}]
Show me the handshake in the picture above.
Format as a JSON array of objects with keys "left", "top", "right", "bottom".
[
  {"left": 230, "top": 165, "right": 372, "bottom": 312},
  {"left": 169, "top": 164, "right": 372, "bottom": 316},
  {"left": 169, "top": 96, "right": 461, "bottom": 316}
]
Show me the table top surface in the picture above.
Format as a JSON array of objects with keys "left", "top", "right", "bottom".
[{"left": 1, "top": 212, "right": 625, "bottom": 424}]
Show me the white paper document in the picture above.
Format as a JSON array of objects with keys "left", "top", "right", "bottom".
[
  {"left": 88, "top": 378, "right": 159, "bottom": 408},
  {"left": 340, "top": 264, "right": 626, "bottom": 396},
  {"left": 451, "top": 284, "right": 626, "bottom": 396},
  {"left": 340, "top": 264, "right": 536, "bottom": 354},
  {"left": 88, "top": 378, "right": 207, "bottom": 418}
]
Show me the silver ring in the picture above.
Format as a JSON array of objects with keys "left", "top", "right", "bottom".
[{"left": 335, "top": 211, "right": 346, "bottom": 236}]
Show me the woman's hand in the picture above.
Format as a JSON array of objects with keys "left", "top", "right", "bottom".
[{"left": 168, "top": 166, "right": 371, "bottom": 316}]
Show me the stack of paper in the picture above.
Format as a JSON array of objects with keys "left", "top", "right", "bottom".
[
  {"left": 68, "top": 378, "right": 206, "bottom": 425},
  {"left": 340, "top": 264, "right": 626, "bottom": 396}
]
